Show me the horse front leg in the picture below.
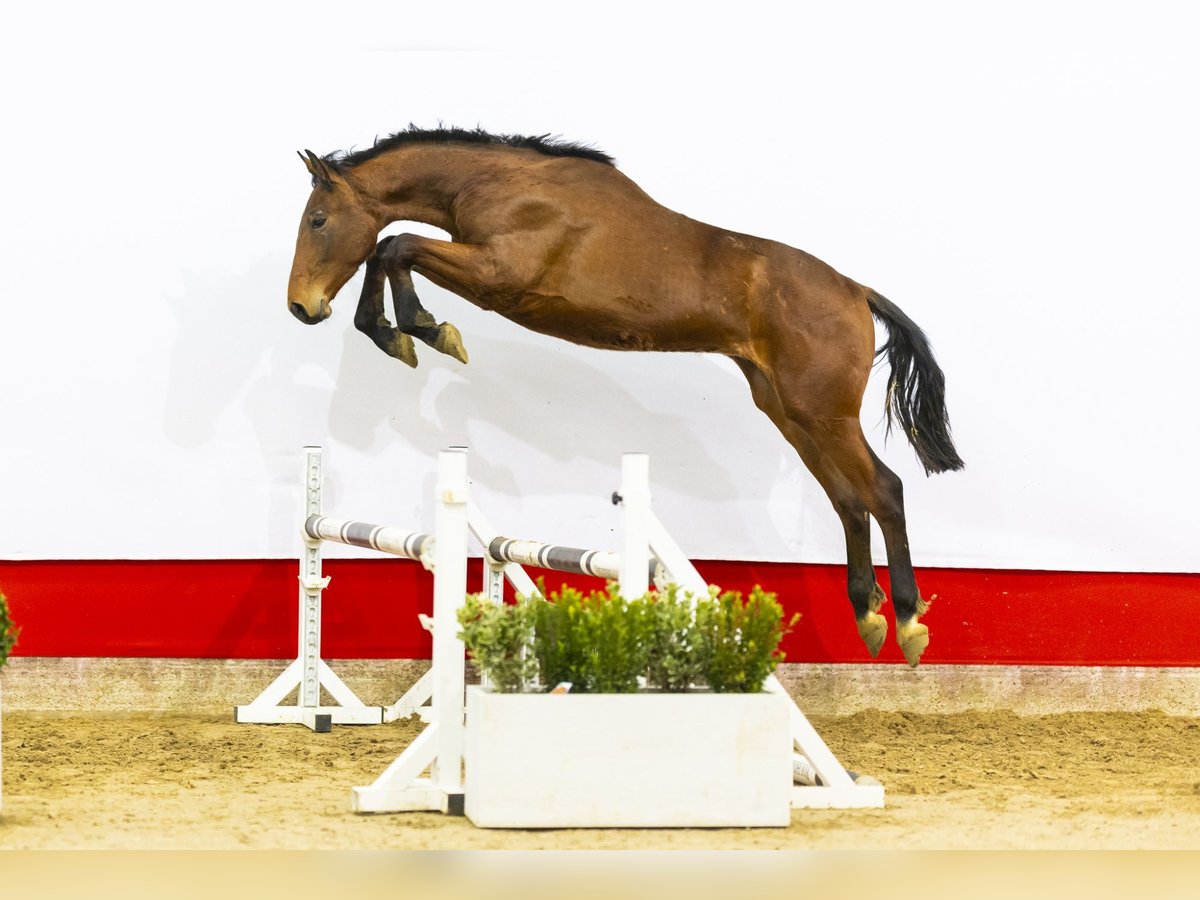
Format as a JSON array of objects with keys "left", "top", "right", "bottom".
[
  {"left": 352, "top": 247, "right": 418, "bottom": 367},
  {"left": 377, "top": 235, "right": 469, "bottom": 365}
]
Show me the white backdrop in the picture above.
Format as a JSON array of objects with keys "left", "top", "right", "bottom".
[{"left": 1, "top": 2, "right": 1196, "bottom": 571}]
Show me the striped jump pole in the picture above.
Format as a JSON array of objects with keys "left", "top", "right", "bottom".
[
  {"left": 471, "top": 452, "right": 658, "bottom": 604},
  {"left": 304, "top": 515, "right": 433, "bottom": 566},
  {"left": 484, "top": 536, "right": 662, "bottom": 587}
]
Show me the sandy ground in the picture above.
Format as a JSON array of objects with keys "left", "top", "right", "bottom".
[{"left": 2, "top": 709, "right": 1199, "bottom": 850}]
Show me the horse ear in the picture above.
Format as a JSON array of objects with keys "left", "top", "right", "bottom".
[{"left": 298, "top": 149, "right": 336, "bottom": 190}]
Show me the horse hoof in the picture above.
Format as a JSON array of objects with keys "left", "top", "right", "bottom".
[
  {"left": 435, "top": 323, "right": 469, "bottom": 364},
  {"left": 897, "top": 619, "right": 929, "bottom": 667},
  {"left": 869, "top": 583, "right": 887, "bottom": 613},
  {"left": 393, "top": 332, "right": 418, "bottom": 368},
  {"left": 856, "top": 612, "right": 887, "bottom": 658}
]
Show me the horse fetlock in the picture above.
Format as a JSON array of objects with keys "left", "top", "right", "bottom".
[
  {"left": 856, "top": 612, "right": 887, "bottom": 658},
  {"left": 869, "top": 582, "right": 888, "bottom": 613},
  {"left": 434, "top": 323, "right": 469, "bottom": 364},
  {"left": 896, "top": 618, "right": 929, "bottom": 668}
]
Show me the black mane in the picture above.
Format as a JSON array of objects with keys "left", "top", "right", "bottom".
[{"left": 323, "top": 125, "right": 615, "bottom": 170}]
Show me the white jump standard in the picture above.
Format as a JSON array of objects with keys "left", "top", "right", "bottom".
[{"left": 234, "top": 446, "right": 419, "bottom": 732}]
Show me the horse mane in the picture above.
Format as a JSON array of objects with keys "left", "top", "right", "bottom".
[{"left": 322, "top": 125, "right": 616, "bottom": 170}]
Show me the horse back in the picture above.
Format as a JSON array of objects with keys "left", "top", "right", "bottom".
[{"left": 451, "top": 158, "right": 871, "bottom": 359}]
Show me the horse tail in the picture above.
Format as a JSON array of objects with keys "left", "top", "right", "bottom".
[{"left": 866, "top": 290, "right": 964, "bottom": 475}]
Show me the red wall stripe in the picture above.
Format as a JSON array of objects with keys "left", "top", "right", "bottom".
[{"left": 0, "top": 559, "right": 1196, "bottom": 666}]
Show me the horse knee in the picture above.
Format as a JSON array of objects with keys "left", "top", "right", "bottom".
[{"left": 379, "top": 233, "right": 421, "bottom": 268}]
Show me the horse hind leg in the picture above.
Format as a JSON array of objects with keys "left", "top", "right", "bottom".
[
  {"left": 809, "top": 417, "right": 932, "bottom": 667},
  {"left": 756, "top": 336, "right": 933, "bottom": 666},
  {"left": 732, "top": 359, "right": 888, "bottom": 657}
]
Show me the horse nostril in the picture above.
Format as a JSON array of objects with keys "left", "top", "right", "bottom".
[{"left": 289, "top": 298, "right": 330, "bottom": 324}]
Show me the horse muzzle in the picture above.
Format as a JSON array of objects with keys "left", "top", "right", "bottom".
[{"left": 288, "top": 298, "right": 332, "bottom": 325}]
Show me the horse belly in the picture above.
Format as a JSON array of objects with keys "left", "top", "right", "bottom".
[
  {"left": 502, "top": 284, "right": 729, "bottom": 353},
  {"left": 504, "top": 236, "right": 736, "bottom": 352},
  {"left": 499, "top": 290, "right": 657, "bottom": 350}
]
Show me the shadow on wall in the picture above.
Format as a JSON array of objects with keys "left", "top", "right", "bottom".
[
  {"left": 161, "top": 258, "right": 788, "bottom": 526},
  {"left": 324, "top": 302, "right": 782, "bottom": 504}
]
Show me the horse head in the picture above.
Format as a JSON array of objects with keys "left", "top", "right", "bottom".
[{"left": 287, "top": 150, "right": 380, "bottom": 324}]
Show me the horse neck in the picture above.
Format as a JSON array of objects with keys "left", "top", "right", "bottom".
[{"left": 351, "top": 145, "right": 503, "bottom": 235}]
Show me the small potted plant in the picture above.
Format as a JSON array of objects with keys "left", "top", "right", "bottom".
[
  {"left": 1, "top": 591, "right": 20, "bottom": 813},
  {"left": 457, "top": 582, "right": 798, "bottom": 828}
]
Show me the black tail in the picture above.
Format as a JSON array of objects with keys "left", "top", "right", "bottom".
[{"left": 867, "top": 291, "right": 964, "bottom": 475}]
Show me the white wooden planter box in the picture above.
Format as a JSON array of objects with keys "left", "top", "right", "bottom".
[{"left": 463, "top": 686, "right": 793, "bottom": 828}]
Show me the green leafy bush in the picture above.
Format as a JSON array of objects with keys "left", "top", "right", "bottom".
[
  {"left": 643, "top": 583, "right": 703, "bottom": 692},
  {"left": 457, "top": 592, "right": 538, "bottom": 693},
  {"left": 0, "top": 591, "right": 18, "bottom": 668},
  {"left": 457, "top": 581, "right": 797, "bottom": 694},
  {"left": 530, "top": 583, "right": 591, "bottom": 691},
  {"left": 532, "top": 583, "right": 650, "bottom": 693},
  {"left": 694, "top": 586, "right": 798, "bottom": 693}
]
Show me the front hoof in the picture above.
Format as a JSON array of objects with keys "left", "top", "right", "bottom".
[
  {"left": 434, "top": 322, "right": 469, "bottom": 364},
  {"left": 390, "top": 332, "right": 418, "bottom": 368},
  {"left": 897, "top": 619, "right": 929, "bottom": 667},
  {"left": 856, "top": 612, "right": 887, "bottom": 658}
]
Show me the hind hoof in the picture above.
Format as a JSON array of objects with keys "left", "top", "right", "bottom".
[
  {"left": 434, "top": 322, "right": 469, "bottom": 364},
  {"left": 897, "top": 619, "right": 929, "bottom": 667},
  {"left": 856, "top": 612, "right": 888, "bottom": 658}
]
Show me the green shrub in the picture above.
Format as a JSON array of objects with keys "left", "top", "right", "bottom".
[
  {"left": 0, "top": 591, "right": 18, "bottom": 668},
  {"left": 532, "top": 582, "right": 650, "bottom": 693},
  {"left": 456, "top": 592, "right": 538, "bottom": 693},
  {"left": 694, "top": 586, "right": 798, "bottom": 693},
  {"left": 456, "top": 581, "right": 796, "bottom": 694},
  {"left": 644, "top": 584, "right": 703, "bottom": 692},
  {"left": 531, "top": 582, "right": 591, "bottom": 691},
  {"left": 585, "top": 585, "right": 651, "bottom": 693}
]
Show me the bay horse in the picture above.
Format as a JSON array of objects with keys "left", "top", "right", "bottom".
[{"left": 287, "top": 126, "right": 963, "bottom": 666}]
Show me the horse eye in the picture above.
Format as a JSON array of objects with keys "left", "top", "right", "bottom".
[{"left": 311, "top": 216, "right": 327, "bottom": 230}]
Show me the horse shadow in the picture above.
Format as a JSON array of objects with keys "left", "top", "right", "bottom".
[
  {"left": 163, "top": 261, "right": 795, "bottom": 551},
  {"left": 323, "top": 288, "right": 787, "bottom": 506}
]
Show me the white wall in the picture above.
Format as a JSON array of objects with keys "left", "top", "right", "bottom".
[{"left": 1, "top": 2, "right": 1196, "bottom": 571}]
